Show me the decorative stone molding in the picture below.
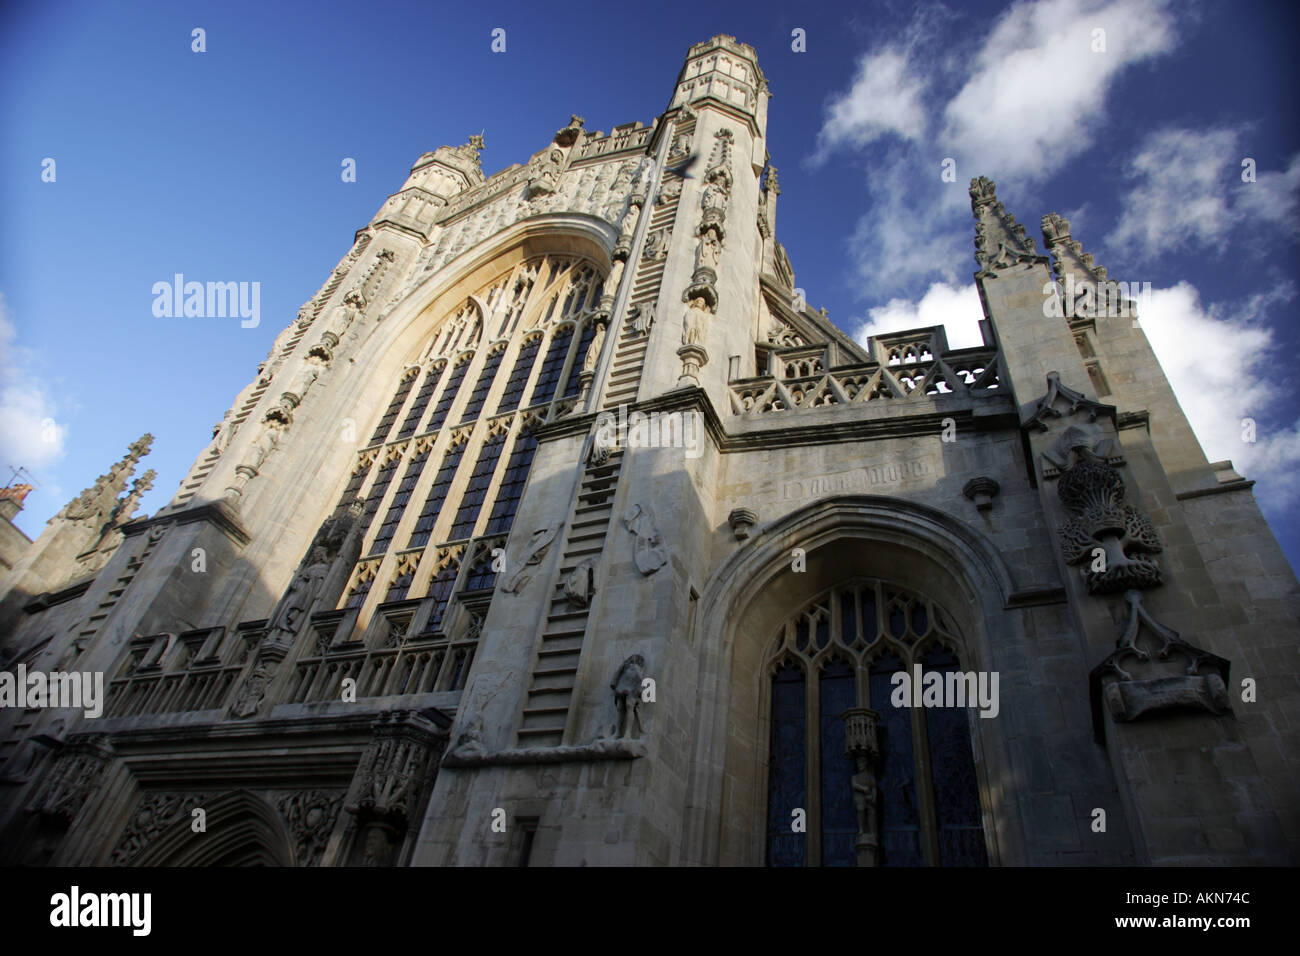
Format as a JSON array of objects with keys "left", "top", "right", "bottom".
[
  {"left": 728, "top": 507, "right": 758, "bottom": 540},
  {"left": 109, "top": 790, "right": 208, "bottom": 865},
  {"left": 1057, "top": 460, "right": 1163, "bottom": 594},
  {"left": 274, "top": 790, "right": 344, "bottom": 867},
  {"left": 1090, "top": 590, "right": 1232, "bottom": 736},
  {"left": 26, "top": 734, "right": 114, "bottom": 826},
  {"left": 622, "top": 504, "right": 668, "bottom": 574},
  {"left": 442, "top": 736, "right": 646, "bottom": 768},
  {"left": 1022, "top": 371, "right": 1115, "bottom": 435},
  {"left": 343, "top": 711, "right": 447, "bottom": 867},
  {"left": 962, "top": 476, "right": 1000, "bottom": 511}
]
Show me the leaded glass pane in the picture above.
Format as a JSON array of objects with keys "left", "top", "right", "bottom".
[
  {"left": 923, "top": 644, "right": 989, "bottom": 866},
  {"left": 870, "top": 653, "right": 923, "bottom": 867},
  {"left": 766, "top": 661, "right": 806, "bottom": 867},
  {"left": 819, "top": 658, "right": 857, "bottom": 866}
]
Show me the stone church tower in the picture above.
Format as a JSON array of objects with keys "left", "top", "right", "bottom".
[{"left": 1, "top": 35, "right": 1296, "bottom": 867}]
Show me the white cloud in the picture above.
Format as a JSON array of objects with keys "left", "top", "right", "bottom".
[
  {"left": 1138, "top": 281, "right": 1300, "bottom": 506},
  {"left": 943, "top": 0, "right": 1177, "bottom": 180},
  {"left": 812, "top": 48, "right": 929, "bottom": 162},
  {"left": 1232, "top": 152, "right": 1300, "bottom": 233},
  {"left": 856, "top": 281, "right": 987, "bottom": 350},
  {"left": 1110, "top": 127, "right": 1239, "bottom": 255},
  {"left": 812, "top": 0, "right": 1180, "bottom": 301},
  {"left": 0, "top": 292, "right": 68, "bottom": 475},
  {"left": 1112, "top": 127, "right": 1300, "bottom": 258}
]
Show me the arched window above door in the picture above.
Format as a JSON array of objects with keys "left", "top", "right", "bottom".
[{"left": 765, "top": 579, "right": 989, "bottom": 868}]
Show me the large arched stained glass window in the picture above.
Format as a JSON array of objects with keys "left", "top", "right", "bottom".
[{"left": 764, "top": 580, "right": 989, "bottom": 868}]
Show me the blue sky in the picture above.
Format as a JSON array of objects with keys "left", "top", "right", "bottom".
[{"left": 2, "top": 0, "right": 1297, "bottom": 570}]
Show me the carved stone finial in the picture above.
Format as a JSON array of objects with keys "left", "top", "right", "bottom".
[
  {"left": 764, "top": 163, "right": 780, "bottom": 196},
  {"left": 1041, "top": 212, "right": 1110, "bottom": 286},
  {"left": 970, "top": 176, "right": 1043, "bottom": 276}
]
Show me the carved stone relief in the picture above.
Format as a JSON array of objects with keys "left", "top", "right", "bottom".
[{"left": 622, "top": 504, "right": 668, "bottom": 575}]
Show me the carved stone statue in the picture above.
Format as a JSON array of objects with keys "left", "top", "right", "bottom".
[
  {"left": 231, "top": 659, "right": 273, "bottom": 718},
  {"left": 622, "top": 504, "right": 668, "bottom": 575},
  {"left": 697, "top": 232, "right": 721, "bottom": 270},
  {"left": 562, "top": 556, "right": 598, "bottom": 608},
  {"left": 610, "top": 654, "right": 646, "bottom": 739},
  {"left": 681, "top": 297, "right": 709, "bottom": 346},
  {"left": 629, "top": 301, "right": 655, "bottom": 336},
  {"left": 266, "top": 499, "right": 367, "bottom": 644},
  {"left": 501, "top": 527, "right": 560, "bottom": 593},
  {"left": 267, "top": 546, "right": 332, "bottom": 644},
  {"left": 582, "top": 322, "right": 606, "bottom": 375}
]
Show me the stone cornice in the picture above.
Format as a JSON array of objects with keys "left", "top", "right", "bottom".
[
  {"left": 121, "top": 501, "right": 251, "bottom": 547},
  {"left": 1175, "top": 480, "right": 1256, "bottom": 501}
]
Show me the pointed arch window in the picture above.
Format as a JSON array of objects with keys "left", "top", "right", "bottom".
[
  {"left": 426, "top": 356, "right": 471, "bottom": 433},
  {"left": 484, "top": 428, "right": 536, "bottom": 536},
  {"left": 459, "top": 348, "right": 505, "bottom": 424},
  {"left": 529, "top": 327, "right": 573, "bottom": 406},
  {"left": 359, "top": 455, "right": 402, "bottom": 536},
  {"left": 564, "top": 321, "right": 599, "bottom": 397},
  {"left": 407, "top": 442, "right": 467, "bottom": 549},
  {"left": 368, "top": 447, "right": 430, "bottom": 556},
  {"left": 446, "top": 431, "right": 507, "bottom": 540},
  {"left": 396, "top": 363, "right": 445, "bottom": 440},
  {"left": 496, "top": 336, "right": 542, "bottom": 413},
  {"left": 764, "top": 580, "right": 989, "bottom": 868},
  {"left": 368, "top": 370, "right": 419, "bottom": 446}
]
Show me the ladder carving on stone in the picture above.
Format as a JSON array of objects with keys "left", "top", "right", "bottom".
[
  {"left": 171, "top": 379, "right": 270, "bottom": 509},
  {"left": 74, "top": 530, "right": 164, "bottom": 649},
  {"left": 516, "top": 448, "right": 624, "bottom": 747},
  {"left": 603, "top": 190, "right": 679, "bottom": 408}
]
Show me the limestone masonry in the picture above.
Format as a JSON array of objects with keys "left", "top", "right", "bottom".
[{"left": 2, "top": 35, "right": 1296, "bottom": 866}]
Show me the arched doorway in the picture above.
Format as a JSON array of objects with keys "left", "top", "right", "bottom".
[
  {"left": 764, "top": 579, "right": 988, "bottom": 867},
  {"left": 683, "top": 495, "right": 1022, "bottom": 866},
  {"left": 128, "top": 790, "right": 295, "bottom": 867}
]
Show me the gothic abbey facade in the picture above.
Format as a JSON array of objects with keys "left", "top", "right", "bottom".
[{"left": 2, "top": 35, "right": 1296, "bottom": 867}]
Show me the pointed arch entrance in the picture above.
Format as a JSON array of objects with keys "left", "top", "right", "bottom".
[
  {"left": 683, "top": 495, "right": 1025, "bottom": 866},
  {"left": 129, "top": 790, "right": 294, "bottom": 867},
  {"left": 764, "top": 579, "right": 986, "bottom": 867}
]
